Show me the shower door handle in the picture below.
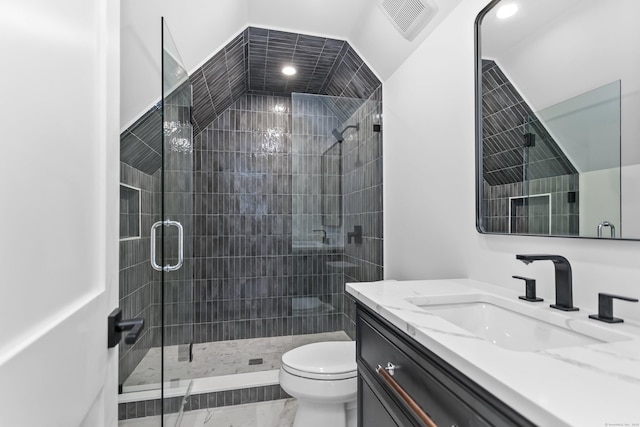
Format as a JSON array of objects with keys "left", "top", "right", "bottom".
[{"left": 150, "top": 219, "right": 184, "bottom": 272}]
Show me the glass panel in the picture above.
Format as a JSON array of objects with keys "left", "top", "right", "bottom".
[
  {"left": 162, "top": 18, "right": 194, "bottom": 425},
  {"left": 524, "top": 81, "right": 620, "bottom": 237},
  {"left": 290, "top": 92, "right": 383, "bottom": 349},
  {"left": 118, "top": 79, "right": 382, "bottom": 423}
]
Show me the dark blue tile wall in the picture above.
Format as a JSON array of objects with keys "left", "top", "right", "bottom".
[
  {"left": 341, "top": 86, "right": 384, "bottom": 337},
  {"left": 118, "top": 163, "right": 161, "bottom": 386}
]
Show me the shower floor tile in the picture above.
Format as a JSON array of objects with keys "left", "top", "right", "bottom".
[
  {"left": 118, "top": 398, "right": 297, "bottom": 427},
  {"left": 123, "top": 331, "right": 351, "bottom": 388}
]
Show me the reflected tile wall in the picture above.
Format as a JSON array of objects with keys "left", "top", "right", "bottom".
[
  {"left": 481, "top": 60, "right": 576, "bottom": 186},
  {"left": 483, "top": 175, "right": 579, "bottom": 235}
]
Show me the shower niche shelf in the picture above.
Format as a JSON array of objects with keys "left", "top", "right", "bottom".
[{"left": 120, "top": 183, "right": 141, "bottom": 240}]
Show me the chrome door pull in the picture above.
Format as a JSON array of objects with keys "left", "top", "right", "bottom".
[{"left": 150, "top": 219, "right": 184, "bottom": 272}]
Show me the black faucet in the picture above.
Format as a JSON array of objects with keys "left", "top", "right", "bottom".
[
  {"left": 313, "top": 229, "right": 329, "bottom": 244},
  {"left": 516, "top": 254, "right": 578, "bottom": 311}
]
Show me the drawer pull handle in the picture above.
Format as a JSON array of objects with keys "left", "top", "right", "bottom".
[
  {"left": 382, "top": 362, "right": 396, "bottom": 376},
  {"left": 377, "top": 364, "right": 438, "bottom": 427}
]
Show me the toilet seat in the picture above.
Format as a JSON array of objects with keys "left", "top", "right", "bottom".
[{"left": 281, "top": 341, "right": 357, "bottom": 380}]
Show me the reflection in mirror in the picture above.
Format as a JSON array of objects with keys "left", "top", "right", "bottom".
[{"left": 476, "top": 0, "right": 640, "bottom": 239}]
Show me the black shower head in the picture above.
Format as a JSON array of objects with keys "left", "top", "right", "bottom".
[
  {"left": 332, "top": 128, "right": 344, "bottom": 142},
  {"left": 331, "top": 123, "right": 359, "bottom": 142}
]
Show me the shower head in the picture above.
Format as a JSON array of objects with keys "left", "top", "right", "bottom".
[{"left": 331, "top": 123, "right": 360, "bottom": 142}]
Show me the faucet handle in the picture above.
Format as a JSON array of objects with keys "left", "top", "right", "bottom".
[
  {"left": 513, "top": 275, "right": 543, "bottom": 302},
  {"left": 312, "top": 229, "right": 329, "bottom": 244},
  {"left": 588, "top": 293, "right": 638, "bottom": 323}
]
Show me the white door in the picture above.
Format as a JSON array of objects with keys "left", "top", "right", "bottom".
[{"left": 0, "top": 0, "right": 120, "bottom": 426}]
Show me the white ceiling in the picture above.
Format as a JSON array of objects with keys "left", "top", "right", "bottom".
[
  {"left": 480, "top": 0, "right": 584, "bottom": 60},
  {"left": 120, "top": 0, "right": 464, "bottom": 129}
]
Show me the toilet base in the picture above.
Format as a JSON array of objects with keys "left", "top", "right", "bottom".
[{"left": 293, "top": 399, "right": 356, "bottom": 427}]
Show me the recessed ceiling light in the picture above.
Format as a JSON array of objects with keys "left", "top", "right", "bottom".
[
  {"left": 282, "top": 66, "right": 296, "bottom": 76},
  {"left": 496, "top": 3, "right": 518, "bottom": 19}
]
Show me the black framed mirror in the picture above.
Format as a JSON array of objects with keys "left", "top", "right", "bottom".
[{"left": 475, "top": 0, "right": 640, "bottom": 239}]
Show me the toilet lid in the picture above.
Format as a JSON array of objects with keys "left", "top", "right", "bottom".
[{"left": 281, "top": 341, "right": 357, "bottom": 380}]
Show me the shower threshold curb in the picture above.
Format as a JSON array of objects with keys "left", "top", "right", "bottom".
[{"left": 118, "top": 369, "right": 280, "bottom": 404}]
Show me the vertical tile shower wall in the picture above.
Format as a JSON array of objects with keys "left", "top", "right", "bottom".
[
  {"left": 341, "top": 87, "right": 384, "bottom": 337},
  {"left": 161, "top": 93, "right": 195, "bottom": 347},
  {"left": 192, "top": 95, "right": 295, "bottom": 342},
  {"left": 191, "top": 92, "right": 383, "bottom": 343},
  {"left": 119, "top": 162, "right": 161, "bottom": 386},
  {"left": 291, "top": 94, "right": 345, "bottom": 335},
  {"left": 118, "top": 86, "right": 194, "bottom": 386}
]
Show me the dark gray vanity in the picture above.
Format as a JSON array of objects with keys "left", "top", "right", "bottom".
[
  {"left": 356, "top": 305, "right": 534, "bottom": 427},
  {"left": 348, "top": 279, "right": 640, "bottom": 426}
]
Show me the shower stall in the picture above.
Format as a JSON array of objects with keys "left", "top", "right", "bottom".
[{"left": 118, "top": 23, "right": 383, "bottom": 425}]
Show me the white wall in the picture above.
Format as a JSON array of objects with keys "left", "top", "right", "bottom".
[
  {"left": 382, "top": 0, "right": 475, "bottom": 281},
  {"left": 383, "top": 0, "right": 640, "bottom": 322},
  {"left": 580, "top": 169, "right": 620, "bottom": 238},
  {"left": 121, "top": 0, "right": 249, "bottom": 129}
]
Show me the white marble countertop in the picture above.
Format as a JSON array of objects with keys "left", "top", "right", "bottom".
[{"left": 346, "top": 279, "right": 640, "bottom": 427}]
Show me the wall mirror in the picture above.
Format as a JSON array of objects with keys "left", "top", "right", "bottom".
[{"left": 475, "top": 0, "right": 640, "bottom": 239}]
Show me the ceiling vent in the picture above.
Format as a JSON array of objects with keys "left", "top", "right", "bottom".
[{"left": 379, "top": 0, "right": 438, "bottom": 41}]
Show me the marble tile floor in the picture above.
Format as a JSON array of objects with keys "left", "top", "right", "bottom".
[
  {"left": 119, "top": 398, "right": 297, "bottom": 427},
  {"left": 124, "top": 331, "right": 351, "bottom": 389}
]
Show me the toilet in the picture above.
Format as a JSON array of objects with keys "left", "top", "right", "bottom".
[{"left": 279, "top": 341, "right": 357, "bottom": 427}]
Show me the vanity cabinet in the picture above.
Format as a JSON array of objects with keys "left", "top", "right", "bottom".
[{"left": 356, "top": 305, "right": 535, "bottom": 427}]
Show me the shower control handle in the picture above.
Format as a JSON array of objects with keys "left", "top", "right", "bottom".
[
  {"left": 150, "top": 219, "right": 184, "bottom": 272},
  {"left": 107, "top": 308, "right": 145, "bottom": 348}
]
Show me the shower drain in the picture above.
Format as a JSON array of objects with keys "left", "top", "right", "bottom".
[{"left": 248, "top": 358, "right": 264, "bottom": 366}]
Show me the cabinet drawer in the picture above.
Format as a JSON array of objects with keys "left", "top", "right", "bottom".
[
  {"left": 357, "top": 307, "right": 534, "bottom": 427},
  {"left": 359, "top": 375, "right": 402, "bottom": 427}
]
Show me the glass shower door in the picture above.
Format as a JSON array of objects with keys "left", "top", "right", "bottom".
[{"left": 159, "top": 18, "right": 194, "bottom": 425}]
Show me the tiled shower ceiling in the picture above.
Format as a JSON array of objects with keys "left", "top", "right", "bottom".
[
  {"left": 190, "top": 27, "right": 381, "bottom": 135},
  {"left": 247, "top": 27, "right": 345, "bottom": 94},
  {"left": 122, "top": 26, "right": 381, "bottom": 173},
  {"left": 482, "top": 60, "right": 577, "bottom": 186}
]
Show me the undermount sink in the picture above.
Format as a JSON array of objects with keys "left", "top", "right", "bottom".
[{"left": 406, "top": 294, "right": 628, "bottom": 352}]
